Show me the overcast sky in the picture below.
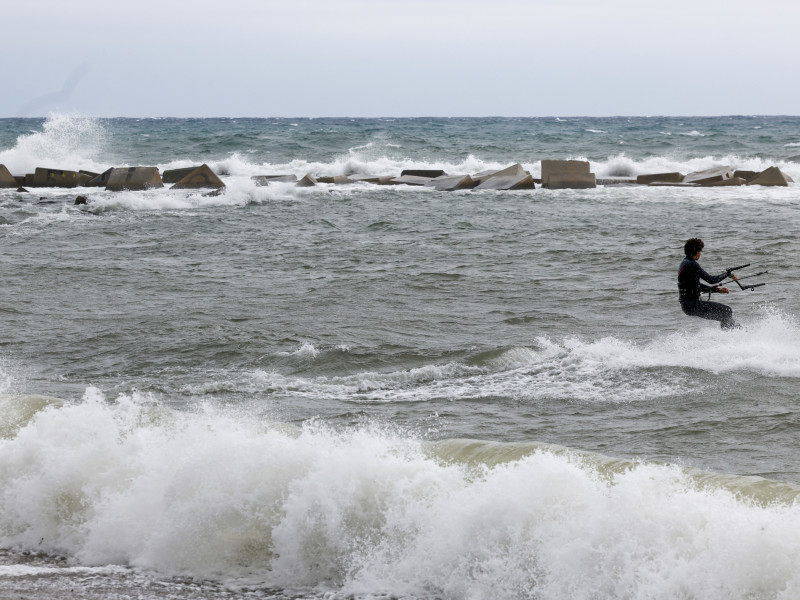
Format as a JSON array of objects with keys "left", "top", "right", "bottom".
[{"left": 4, "top": 0, "right": 799, "bottom": 118}]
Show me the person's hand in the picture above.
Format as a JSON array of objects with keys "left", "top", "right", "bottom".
[
  {"left": 730, "top": 272, "right": 738, "bottom": 281},
  {"left": 718, "top": 287, "right": 730, "bottom": 294}
]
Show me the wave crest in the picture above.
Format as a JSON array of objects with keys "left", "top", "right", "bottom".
[
  {"left": 2, "top": 393, "right": 800, "bottom": 598},
  {"left": 0, "top": 113, "right": 107, "bottom": 174}
]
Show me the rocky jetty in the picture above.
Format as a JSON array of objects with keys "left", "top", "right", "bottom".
[{"left": 0, "top": 162, "right": 794, "bottom": 202}]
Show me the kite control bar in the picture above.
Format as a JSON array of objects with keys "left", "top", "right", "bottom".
[
  {"left": 726, "top": 263, "right": 750, "bottom": 276},
  {"left": 713, "top": 263, "right": 768, "bottom": 293}
]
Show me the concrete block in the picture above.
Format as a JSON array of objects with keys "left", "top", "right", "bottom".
[
  {"left": 747, "top": 166, "right": 792, "bottom": 187},
  {"left": 733, "top": 170, "right": 759, "bottom": 182},
  {"left": 86, "top": 168, "right": 113, "bottom": 188},
  {"left": 473, "top": 163, "right": 527, "bottom": 184},
  {"left": 683, "top": 166, "right": 732, "bottom": 185},
  {"left": 348, "top": 175, "right": 386, "bottom": 184},
  {"left": 33, "top": 167, "right": 79, "bottom": 188},
  {"left": 251, "top": 175, "right": 297, "bottom": 186},
  {"left": 171, "top": 164, "right": 226, "bottom": 189},
  {"left": 14, "top": 175, "right": 25, "bottom": 186},
  {"left": 475, "top": 174, "right": 536, "bottom": 190},
  {"left": 544, "top": 172, "right": 596, "bottom": 189},
  {"left": 24, "top": 174, "right": 34, "bottom": 187},
  {"left": 430, "top": 174, "right": 477, "bottom": 191},
  {"left": 0, "top": 164, "right": 16, "bottom": 188},
  {"left": 401, "top": 169, "right": 447, "bottom": 178},
  {"left": 163, "top": 166, "right": 203, "bottom": 184},
  {"left": 316, "top": 175, "right": 357, "bottom": 184},
  {"left": 389, "top": 175, "right": 433, "bottom": 186},
  {"left": 471, "top": 169, "right": 497, "bottom": 182},
  {"left": 647, "top": 181, "right": 700, "bottom": 187},
  {"left": 702, "top": 177, "right": 747, "bottom": 187},
  {"left": 541, "top": 160, "right": 590, "bottom": 183},
  {"left": 77, "top": 171, "right": 98, "bottom": 187},
  {"left": 636, "top": 172, "right": 684, "bottom": 184},
  {"left": 296, "top": 173, "right": 317, "bottom": 187},
  {"left": 361, "top": 176, "right": 396, "bottom": 185},
  {"left": 541, "top": 160, "right": 594, "bottom": 189},
  {"left": 105, "top": 167, "right": 164, "bottom": 191}
]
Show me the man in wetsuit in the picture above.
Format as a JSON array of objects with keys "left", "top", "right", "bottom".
[{"left": 678, "top": 238, "right": 738, "bottom": 329}]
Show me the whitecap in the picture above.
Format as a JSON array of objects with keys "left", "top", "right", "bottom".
[{"left": 2, "top": 396, "right": 800, "bottom": 598}]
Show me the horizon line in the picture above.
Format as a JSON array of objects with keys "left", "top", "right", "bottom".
[{"left": 3, "top": 114, "right": 800, "bottom": 120}]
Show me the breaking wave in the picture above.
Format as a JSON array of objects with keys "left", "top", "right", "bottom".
[{"left": 2, "top": 390, "right": 800, "bottom": 599}]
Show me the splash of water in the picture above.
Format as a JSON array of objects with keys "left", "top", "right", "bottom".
[{"left": 0, "top": 113, "right": 107, "bottom": 174}]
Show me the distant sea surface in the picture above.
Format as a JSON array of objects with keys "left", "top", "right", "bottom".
[{"left": 2, "top": 115, "right": 800, "bottom": 599}]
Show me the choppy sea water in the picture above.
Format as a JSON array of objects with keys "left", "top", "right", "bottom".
[{"left": 2, "top": 115, "right": 800, "bottom": 599}]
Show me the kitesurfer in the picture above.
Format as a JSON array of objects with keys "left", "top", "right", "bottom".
[{"left": 678, "top": 238, "right": 738, "bottom": 329}]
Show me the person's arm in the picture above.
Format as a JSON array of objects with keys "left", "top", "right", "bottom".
[
  {"left": 698, "top": 265, "right": 728, "bottom": 285},
  {"left": 699, "top": 282, "right": 729, "bottom": 294}
]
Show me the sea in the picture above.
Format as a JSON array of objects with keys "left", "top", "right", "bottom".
[{"left": 2, "top": 114, "right": 800, "bottom": 599}]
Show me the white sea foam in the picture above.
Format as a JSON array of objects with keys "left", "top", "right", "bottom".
[
  {"left": 593, "top": 153, "right": 800, "bottom": 182},
  {"left": 442, "top": 310, "right": 782, "bottom": 397},
  {"left": 213, "top": 152, "right": 800, "bottom": 185},
  {"left": 204, "top": 150, "right": 514, "bottom": 182},
  {"left": 2, "top": 391, "right": 800, "bottom": 598},
  {"left": 0, "top": 564, "right": 128, "bottom": 577},
  {"left": 189, "top": 310, "right": 798, "bottom": 406},
  {"left": 0, "top": 113, "right": 108, "bottom": 174},
  {"left": 193, "top": 152, "right": 800, "bottom": 191},
  {"left": 277, "top": 342, "right": 320, "bottom": 359},
  {"left": 81, "top": 186, "right": 257, "bottom": 213}
]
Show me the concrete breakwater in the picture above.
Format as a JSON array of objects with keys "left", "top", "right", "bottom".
[
  {"left": 0, "top": 164, "right": 226, "bottom": 193},
  {"left": 0, "top": 161, "right": 794, "bottom": 196}
]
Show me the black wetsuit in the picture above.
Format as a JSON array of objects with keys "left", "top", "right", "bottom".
[{"left": 678, "top": 256, "right": 736, "bottom": 329}]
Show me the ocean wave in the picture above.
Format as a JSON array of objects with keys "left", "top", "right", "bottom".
[
  {"left": 205, "top": 153, "right": 800, "bottom": 187},
  {"left": 593, "top": 153, "right": 800, "bottom": 181},
  {"left": 201, "top": 151, "right": 514, "bottom": 181},
  {"left": 3, "top": 116, "right": 800, "bottom": 220},
  {"left": 0, "top": 113, "right": 108, "bottom": 174},
  {"left": 80, "top": 189, "right": 243, "bottom": 213},
  {"left": 201, "top": 153, "right": 799, "bottom": 184},
  {"left": 276, "top": 342, "right": 321, "bottom": 359},
  {"left": 169, "top": 310, "right": 800, "bottom": 407},
  {"left": 0, "top": 394, "right": 64, "bottom": 439},
  {"left": 2, "top": 392, "right": 800, "bottom": 598}
]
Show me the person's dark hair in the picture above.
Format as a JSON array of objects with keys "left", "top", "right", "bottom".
[{"left": 684, "top": 238, "right": 704, "bottom": 257}]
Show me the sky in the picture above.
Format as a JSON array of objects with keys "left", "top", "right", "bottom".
[{"left": 3, "top": 0, "right": 800, "bottom": 118}]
